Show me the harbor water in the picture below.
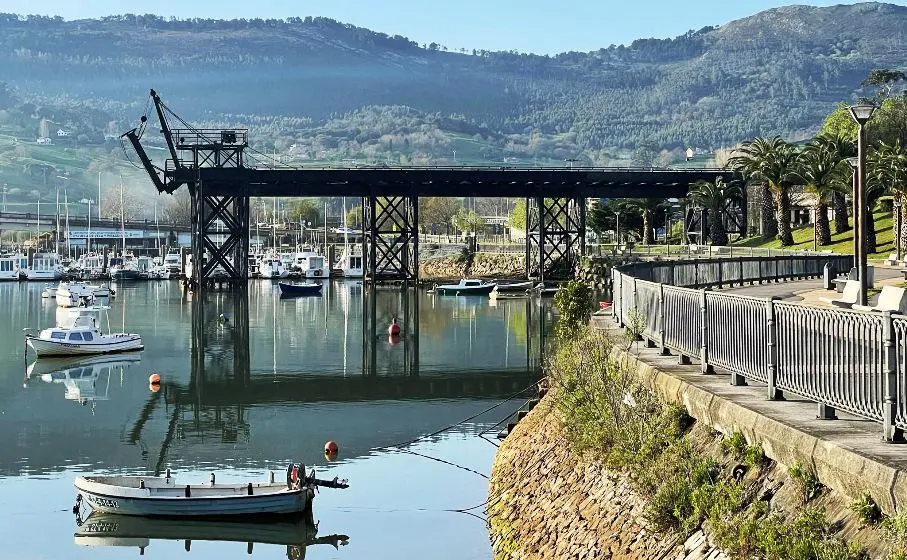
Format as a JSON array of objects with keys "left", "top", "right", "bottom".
[{"left": 0, "top": 280, "right": 550, "bottom": 559}]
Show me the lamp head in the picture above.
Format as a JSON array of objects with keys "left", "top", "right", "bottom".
[
  {"left": 848, "top": 103, "right": 876, "bottom": 125},
  {"left": 845, "top": 156, "right": 859, "bottom": 170}
]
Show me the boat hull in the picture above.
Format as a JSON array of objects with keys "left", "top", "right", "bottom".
[
  {"left": 278, "top": 282, "right": 323, "bottom": 296},
  {"left": 75, "top": 477, "right": 313, "bottom": 517},
  {"left": 435, "top": 285, "right": 495, "bottom": 295},
  {"left": 27, "top": 336, "right": 143, "bottom": 358}
]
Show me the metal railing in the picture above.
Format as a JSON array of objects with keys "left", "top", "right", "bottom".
[{"left": 611, "top": 253, "right": 907, "bottom": 441}]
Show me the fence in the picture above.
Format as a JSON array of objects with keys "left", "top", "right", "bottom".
[{"left": 611, "top": 253, "right": 907, "bottom": 442}]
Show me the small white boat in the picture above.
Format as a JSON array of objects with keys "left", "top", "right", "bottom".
[
  {"left": 434, "top": 279, "right": 496, "bottom": 296},
  {"left": 261, "top": 258, "right": 289, "bottom": 279},
  {"left": 333, "top": 247, "right": 363, "bottom": 278},
  {"left": 26, "top": 309, "right": 143, "bottom": 358},
  {"left": 74, "top": 465, "right": 348, "bottom": 518},
  {"left": 492, "top": 281, "right": 533, "bottom": 294},
  {"left": 41, "top": 284, "right": 57, "bottom": 298},
  {"left": 296, "top": 252, "right": 331, "bottom": 278}
]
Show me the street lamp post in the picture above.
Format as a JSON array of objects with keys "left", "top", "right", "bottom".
[
  {"left": 896, "top": 196, "right": 903, "bottom": 263},
  {"left": 848, "top": 103, "right": 876, "bottom": 307},
  {"left": 614, "top": 211, "right": 621, "bottom": 246}
]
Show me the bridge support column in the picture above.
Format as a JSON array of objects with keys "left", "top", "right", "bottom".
[
  {"left": 190, "top": 181, "right": 249, "bottom": 289},
  {"left": 362, "top": 283, "right": 419, "bottom": 376},
  {"left": 526, "top": 196, "right": 586, "bottom": 281},
  {"left": 364, "top": 195, "right": 418, "bottom": 282}
]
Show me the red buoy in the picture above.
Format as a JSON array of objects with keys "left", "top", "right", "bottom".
[
  {"left": 324, "top": 441, "right": 339, "bottom": 454},
  {"left": 149, "top": 373, "right": 162, "bottom": 385},
  {"left": 387, "top": 317, "right": 401, "bottom": 336}
]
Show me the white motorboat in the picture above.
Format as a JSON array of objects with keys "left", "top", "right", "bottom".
[
  {"left": 74, "top": 464, "right": 348, "bottom": 517},
  {"left": 333, "top": 247, "right": 363, "bottom": 278},
  {"left": 0, "top": 253, "right": 21, "bottom": 281},
  {"left": 26, "top": 252, "right": 63, "bottom": 281},
  {"left": 261, "top": 258, "right": 288, "bottom": 279},
  {"left": 434, "top": 279, "right": 497, "bottom": 296},
  {"left": 163, "top": 248, "right": 183, "bottom": 275},
  {"left": 26, "top": 308, "right": 143, "bottom": 358},
  {"left": 297, "top": 252, "right": 330, "bottom": 278},
  {"left": 147, "top": 265, "right": 171, "bottom": 280}
]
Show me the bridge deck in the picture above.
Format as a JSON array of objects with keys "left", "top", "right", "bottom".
[{"left": 188, "top": 167, "right": 730, "bottom": 198}]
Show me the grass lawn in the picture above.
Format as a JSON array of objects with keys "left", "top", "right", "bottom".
[{"left": 733, "top": 212, "right": 897, "bottom": 261}]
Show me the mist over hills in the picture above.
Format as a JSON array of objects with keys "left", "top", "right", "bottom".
[{"left": 0, "top": 2, "right": 904, "bottom": 207}]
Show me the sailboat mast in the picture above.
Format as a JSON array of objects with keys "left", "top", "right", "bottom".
[
  {"left": 119, "top": 180, "right": 125, "bottom": 255},
  {"left": 64, "top": 190, "right": 70, "bottom": 258},
  {"left": 55, "top": 187, "right": 60, "bottom": 255}
]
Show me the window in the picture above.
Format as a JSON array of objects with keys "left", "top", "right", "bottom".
[
  {"left": 50, "top": 331, "right": 65, "bottom": 340},
  {"left": 68, "top": 332, "right": 83, "bottom": 341},
  {"left": 82, "top": 332, "right": 93, "bottom": 341}
]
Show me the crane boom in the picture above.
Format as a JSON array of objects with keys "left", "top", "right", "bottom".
[
  {"left": 121, "top": 127, "right": 167, "bottom": 193},
  {"left": 150, "top": 88, "right": 181, "bottom": 170}
]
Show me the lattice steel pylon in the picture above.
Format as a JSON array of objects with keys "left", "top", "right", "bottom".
[
  {"left": 363, "top": 195, "right": 419, "bottom": 282},
  {"left": 526, "top": 197, "right": 586, "bottom": 281}
]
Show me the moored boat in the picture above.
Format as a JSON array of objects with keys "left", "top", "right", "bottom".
[
  {"left": 492, "top": 281, "right": 533, "bottom": 294},
  {"left": 278, "top": 282, "right": 323, "bottom": 296},
  {"left": 73, "top": 465, "right": 348, "bottom": 517},
  {"left": 26, "top": 309, "right": 143, "bottom": 358},
  {"left": 434, "top": 279, "right": 496, "bottom": 296}
]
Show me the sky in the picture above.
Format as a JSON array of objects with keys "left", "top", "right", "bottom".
[{"left": 4, "top": 0, "right": 907, "bottom": 54}]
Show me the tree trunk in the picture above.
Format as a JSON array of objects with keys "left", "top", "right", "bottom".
[
  {"left": 866, "top": 205, "right": 877, "bottom": 254},
  {"left": 709, "top": 206, "right": 728, "bottom": 246},
  {"left": 774, "top": 189, "right": 794, "bottom": 246},
  {"left": 761, "top": 185, "right": 777, "bottom": 238},
  {"left": 833, "top": 192, "right": 849, "bottom": 234},
  {"left": 816, "top": 203, "right": 832, "bottom": 246},
  {"left": 642, "top": 210, "right": 653, "bottom": 244}
]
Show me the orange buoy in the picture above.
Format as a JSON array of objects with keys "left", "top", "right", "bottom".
[
  {"left": 325, "top": 441, "right": 339, "bottom": 455},
  {"left": 148, "top": 373, "right": 161, "bottom": 385},
  {"left": 387, "top": 316, "right": 401, "bottom": 336},
  {"left": 149, "top": 383, "right": 160, "bottom": 393}
]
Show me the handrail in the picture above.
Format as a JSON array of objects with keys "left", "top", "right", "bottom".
[{"left": 611, "top": 253, "right": 906, "bottom": 442}]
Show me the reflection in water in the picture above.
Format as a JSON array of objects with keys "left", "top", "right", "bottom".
[
  {"left": 75, "top": 512, "right": 349, "bottom": 558},
  {"left": 0, "top": 280, "right": 549, "bottom": 559},
  {"left": 25, "top": 353, "right": 143, "bottom": 410}
]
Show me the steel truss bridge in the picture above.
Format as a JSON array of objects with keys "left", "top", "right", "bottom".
[{"left": 124, "top": 90, "right": 730, "bottom": 288}]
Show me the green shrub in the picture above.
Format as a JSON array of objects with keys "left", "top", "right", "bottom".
[
  {"left": 552, "top": 280, "right": 594, "bottom": 339},
  {"left": 850, "top": 493, "right": 883, "bottom": 526},
  {"left": 882, "top": 510, "right": 907, "bottom": 559},
  {"left": 788, "top": 461, "right": 823, "bottom": 503},
  {"left": 720, "top": 431, "right": 767, "bottom": 468}
]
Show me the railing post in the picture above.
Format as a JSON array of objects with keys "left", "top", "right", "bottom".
[
  {"left": 614, "top": 270, "right": 622, "bottom": 326},
  {"left": 738, "top": 257, "right": 744, "bottom": 286},
  {"left": 658, "top": 283, "right": 669, "bottom": 355},
  {"left": 700, "top": 289, "right": 713, "bottom": 374},
  {"left": 717, "top": 260, "right": 723, "bottom": 289},
  {"left": 883, "top": 311, "right": 904, "bottom": 442},
  {"left": 765, "top": 297, "right": 782, "bottom": 399},
  {"left": 694, "top": 260, "right": 699, "bottom": 289}
]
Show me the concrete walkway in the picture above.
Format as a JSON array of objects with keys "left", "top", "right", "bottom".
[
  {"left": 591, "top": 312, "right": 907, "bottom": 512},
  {"left": 726, "top": 264, "right": 903, "bottom": 307}
]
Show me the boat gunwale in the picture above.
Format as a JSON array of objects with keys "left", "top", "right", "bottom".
[{"left": 76, "top": 476, "right": 308, "bottom": 501}]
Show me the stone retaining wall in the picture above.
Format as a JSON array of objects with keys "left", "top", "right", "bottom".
[
  {"left": 420, "top": 252, "right": 525, "bottom": 279},
  {"left": 488, "top": 395, "right": 724, "bottom": 560}
]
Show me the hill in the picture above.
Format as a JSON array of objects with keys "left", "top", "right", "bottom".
[{"left": 0, "top": 3, "right": 906, "bottom": 215}]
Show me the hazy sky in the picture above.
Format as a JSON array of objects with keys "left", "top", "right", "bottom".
[{"left": 4, "top": 0, "right": 907, "bottom": 54}]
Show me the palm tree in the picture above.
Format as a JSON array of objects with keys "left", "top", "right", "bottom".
[
  {"left": 818, "top": 133, "right": 856, "bottom": 234},
  {"left": 730, "top": 137, "right": 801, "bottom": 245},
  {"left": 687, "top": 177, "right": 742, "bottom": 246},
  {"left": 797, "top": 138, "right": 848, "bottom": 246},
  {"left": 869, "top": 141, "right": 907, "bottom": 255},
  {"left": 626, "top": 198, "right": 667, "bottom": 244}
]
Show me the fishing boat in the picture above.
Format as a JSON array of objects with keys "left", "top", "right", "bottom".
[
  {"left": 73, "top": 511, "right": 349, "bottom": 554},
  {"left": 278, "top": 282, "right": 323, "bottom": 296},
  {"left": 333, "top": 246, "right": 364, "bottom": 278},
  {"left": 73, "top": 464, "right": 348, "bottom": 517},
  {"left": 163, "top": 248, "right": 183, "bottom": 275},
  {"left": 295, "top": 251, "right": 330, "bottom": 278},
  {"left": 109, "top": 256, "right": 142, "bottom": 281},
  {"left": 26, "top": 307, "right": 143, "bottom": 358},
  {"left": 434, "top": 279, "right": 496, "bottom": 296}
]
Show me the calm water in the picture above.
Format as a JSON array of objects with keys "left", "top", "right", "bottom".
[{"left": 0, "top": 280, "right": 548, "bottom": 559}]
